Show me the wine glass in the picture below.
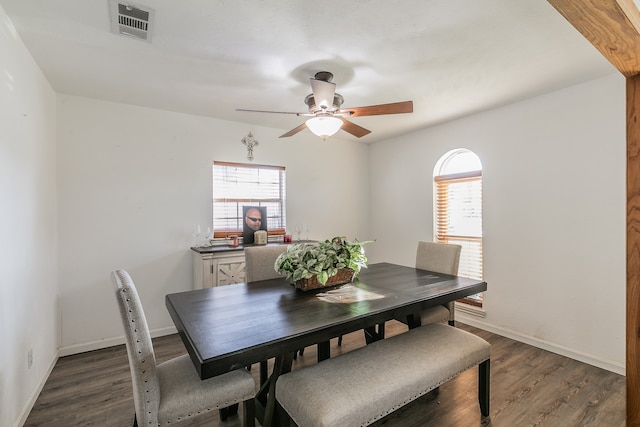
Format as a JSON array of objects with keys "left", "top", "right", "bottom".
[
  {"left": 295, "top": 224, "right": 303, "bottom": 241},
  {"left": 304, "top": 223, "right": 310, "bottom": 241},
  {"left": 192, "top": 225, "right": 202, "bottom": 247},
  {"left": 204, "top": 227, "right": 212, "bottom": 246}
]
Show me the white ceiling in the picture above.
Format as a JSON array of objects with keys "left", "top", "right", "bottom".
[{"left": 0, "top": 0, "right": 618, "bottom": 142}]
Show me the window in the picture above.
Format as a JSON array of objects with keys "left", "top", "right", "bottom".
[
  {"left": 212, "top": 161, "right": 286, "bottom": 238},
  {"left": 434, "top": 149, "right": 483, "bottom": 306}
]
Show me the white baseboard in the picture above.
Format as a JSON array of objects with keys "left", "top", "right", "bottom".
[
  {"left": 14, "top": 351, "right": 58, "bottom": 427},
  {"left": 456, "top": 313, "right": 625, "bottom": 376},
  {"left": 58, "top": 326, "right": 178, "bottom": 357}
]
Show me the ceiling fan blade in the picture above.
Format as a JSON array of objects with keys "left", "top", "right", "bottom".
[
  {"left": 342, "top": 101, "right": 413, "bottom": 117},
  {"left": 279, "top": 123, "right": 308, "bottom": 138},
  {"left": 310, "top": 78, "right": 336, "bottom": 110},
  {"left": 340, "top": 118, "right": 371, "bottom": 138}
]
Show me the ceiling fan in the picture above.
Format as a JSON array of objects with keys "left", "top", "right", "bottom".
[{"left": 236, "top": 71, "right": 413, "bottom": 140}]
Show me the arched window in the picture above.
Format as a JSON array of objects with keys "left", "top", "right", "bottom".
[{"left": 434, "top": 149, "right": 483, "bottom": 306}]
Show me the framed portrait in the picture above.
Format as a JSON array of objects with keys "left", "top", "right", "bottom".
[{"left": 242, "top": 206, "right": 267, "bottom": 244}]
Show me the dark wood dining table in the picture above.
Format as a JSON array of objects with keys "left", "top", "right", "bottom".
[{"left": 165, "top": 262, "right": 487, "bottom": 426}]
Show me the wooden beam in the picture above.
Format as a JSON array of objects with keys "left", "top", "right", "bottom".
[
  {"left": 628, "top": 74, "right": 640, "bottom": 427},
  {"left": 547, "top": 0, "right": 640, "bottom": 77}
]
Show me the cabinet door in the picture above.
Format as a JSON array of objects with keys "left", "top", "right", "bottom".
[
  {"left": 216, "top": 258, "right": 246, "bottom": 286},
  {"left": 192, "top": 250, "right": 246, "bottom": 289},
  {"left": 193, "top": 253, "right": 215, "bottom": 289}
]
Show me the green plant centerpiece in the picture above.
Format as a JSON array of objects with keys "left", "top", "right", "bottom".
[{"left": 275, "top": 236, "right": 371, "bottom": 290}]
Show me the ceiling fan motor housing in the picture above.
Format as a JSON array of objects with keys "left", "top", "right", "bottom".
[
  {"left": 314, "top": 71, "right": 334, "bottom": 82},
  {"left": 304, "top": 93, "right": 344, "bottom": 114}
]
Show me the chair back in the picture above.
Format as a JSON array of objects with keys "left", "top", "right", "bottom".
[
  {"left": 111, "top": 270, "right": 160, "bottom": 426},
  {"left": 415, "top": 241, "right": 462, "bottom": 275},
  {"left": 244, "top": 245, "right": 287, "bottom": 282}
]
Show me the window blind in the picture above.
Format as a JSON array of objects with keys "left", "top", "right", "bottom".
[
  {"left": 213, "top": 161, "right": 286, "bottom": 238},
  {"left": 435, "top": 170, "right": 483, "bottom": 281}
]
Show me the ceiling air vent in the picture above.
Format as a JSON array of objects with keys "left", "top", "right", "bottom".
[{"left": 109, "top": 1, "right": 154, "bottom": 42}]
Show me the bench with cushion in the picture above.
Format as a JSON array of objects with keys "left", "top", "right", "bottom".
[{"left": 275, "top": 322, "right": 490, "bottom": 427}]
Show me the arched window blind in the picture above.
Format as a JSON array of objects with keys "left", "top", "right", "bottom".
[
  {"left": 213, "top": 161, "right": 286, "bottom": 238},
  {"left": 434, "top": 150, "right": 483, "bottom": 306}
]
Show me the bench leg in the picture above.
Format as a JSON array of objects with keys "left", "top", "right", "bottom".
[{"left": 478, "top": 359, "right": 490, "bottom": 416}]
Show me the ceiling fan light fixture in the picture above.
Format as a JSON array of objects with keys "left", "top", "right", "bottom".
[{"left": 306, "top": 116, "right": 342, "bottom": 140}]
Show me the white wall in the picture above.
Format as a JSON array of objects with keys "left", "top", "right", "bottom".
[
  {"left": 56, "top": 95, "right": 371, "bottom": 352},
  {"left": 369, "top": 72, "right": 626, "bottom": 373},
  {"left": 0, "top": 5, "right": 59, "bottom": 427}
]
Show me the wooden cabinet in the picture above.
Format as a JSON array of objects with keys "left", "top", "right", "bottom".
[
  {"left": 192, "top": 247, "right": 246, "bottom": 289},
  {"left": 192, "top": 242, "right": 306, "bottom": 289}
]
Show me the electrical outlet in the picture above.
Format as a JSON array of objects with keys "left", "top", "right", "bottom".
[{"left": 27, "top": 348, "right": 33, "bottom": 369}]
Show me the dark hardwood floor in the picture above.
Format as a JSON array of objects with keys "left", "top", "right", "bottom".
[{"left": 24, "top": 322, "right": 625, "bottom": 426}]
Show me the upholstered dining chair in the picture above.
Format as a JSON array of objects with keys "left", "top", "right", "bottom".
[
  {"left": 366, "top": 241, "right": 462, "bottom": 343},
  {"left": 412, "top": 241, "right": 462, "bottom": 326},
  {"left": 244, "top": 245, "right": 288, "bottom": 282},
  {"left": 244, "top": 245, "right": 310, "bottom": 367},
  {"left": 244, "top": 245, "right": 294, "bottom": 380},
  {"left": 111, "top": 269, "right": 256, "bottom": 427}
]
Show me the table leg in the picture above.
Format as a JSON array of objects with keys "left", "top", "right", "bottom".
[
  {"left": 406, "top": 313, "right": 422, "bottom": 329},
  {"left": 255, "top": 352, "right": 294, "bottom": 427},
  {"left": 317, "top": 341, "right": 330, "bottom": 362},
  {"left": 364, "top": 322, "right": 386, "bottom": 344},
  {"left": 260, "top": 360, "right": 268, "bottom": 386}
]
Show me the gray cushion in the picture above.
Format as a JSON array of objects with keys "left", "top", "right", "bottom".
[
  {"left": 415, "top": 241, "right": 461, "bottom": 275},
  {"left": 157, "top": 355, "right": 255, "bottom": 424},
  {"left": 276, "top": 322, "right": 490, "bottom": 427},
  {"left": 420, "top": 304, "right": 451, "bottom": 324}
]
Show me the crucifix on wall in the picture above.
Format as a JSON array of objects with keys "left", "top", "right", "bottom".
[{"left": 241, "top": 132, "right": 259, "bottom": 161}]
